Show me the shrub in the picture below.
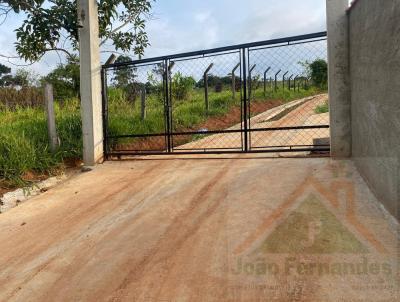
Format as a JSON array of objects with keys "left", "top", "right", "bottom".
[
  {"left": 171, "top": 72, "right": 196, "bottom": 100},
  {"left": 309, "top": 59, "right": 328, "bottom": 89}
]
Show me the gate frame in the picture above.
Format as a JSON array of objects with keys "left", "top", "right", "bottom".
[{"left": 101, "top": 32, "right": 330, "bottom": 158}]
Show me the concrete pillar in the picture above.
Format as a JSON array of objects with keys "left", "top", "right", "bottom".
[
  {"left": 326, "top": 0, "right": 351, "bottom": 157},
  {"left": 78, "top": 0, "right": 103, "bottom": 165}
]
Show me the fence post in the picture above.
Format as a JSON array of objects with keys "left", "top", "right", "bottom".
[
  {"left": 248, "top": 64, "right": 256, "bottom": 98},
  {"left": 263, "top": 67, "right": 271, "bottom": 97},
  {"left": 288, "top": 74, "right": 293, "bottom": 91},
  {"left": 274, "top": 70, "right": 281, "bottom": 92},
  {"left": 231, "top": 63, "right": 240, "bottom": 99},
  {"left": 282, "top": 71, "right": 289, "bottom": 90},
  {"left": 204, "top": 63, "right": 214, "bottom": 112},
  {"left": 294, "top": 75, "right": 299, "bottom": 92},
  {"left": 44, "top": 83, "right": 59, "bottom": 153},
  {"left": 141, "top": 86, "right": 146, "bottom": 120}
]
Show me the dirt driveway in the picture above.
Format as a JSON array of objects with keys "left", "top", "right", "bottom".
[{"left": 0, "top": 156, "right": 398, "bottom": 301}]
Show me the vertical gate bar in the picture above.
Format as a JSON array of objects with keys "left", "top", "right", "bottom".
[
  {"left": 204, "top": 73, "right": 209, "bottom": 112},
  {"left": 169, "top": 61, "right": 174, "bottom": 152},
  {"left": 239, "top": 52, "right": 243, "bottom": 151},
  {"left": 242, "top": 48, "right": 248, "bottom": 152},
  {"left": 162, "top": 62, "right": 167, "bottom": 151},
  {"left": 101, "top": 67, "right": 109, "bottom": 158},
  {"left": 247, "top": 51, "right": 253, "bottom": 150},
  {"left": 164, "top": 59, "right": 172, "bottom": 153}
]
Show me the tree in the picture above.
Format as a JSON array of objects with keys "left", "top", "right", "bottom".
[
  {"left": 1, "top": 0, "right": 154, "bottom": 62},
  {"left": 113, "top": 55, "right": 137, "bottom": 88},
  {"left": 42, "top": 55, "right": 80, "bottom": 99},
  {"left": 308, "top": 59, "right": 328, "bottom": 88},
  {"left": 0, "top": 63, "right": 11, "bottom": 77},
  {"left": 0, "top": 63, "right": 11, "bottom": 86},
  {"left": 0, "top": 64, "right": 39, "bottom": 87},
  {"left": 112, "top": 55, "right": 140, "bottom": 103}
]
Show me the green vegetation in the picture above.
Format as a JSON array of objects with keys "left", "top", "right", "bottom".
[
  {"left": 41, "top": 56, "right": 80, "bottom": 101},
  {"left": 314, "top": 101, "right": 329, "bottom": 114},
  {"left": 302, "top": 59, "right": 328, "bottom": 89},
  {"left": 0, "top": 56, "right": 328, "bottom": 189},
  {"left": 0, "top": 100, "right": 82, "bottom": 188},
  {"left": 108, "top": 85, "right": 321, "bottom": 140},
  {"left": 0, "top": 84, "right": 322, "bottom": 188},
  {"left": 2, "top": 1, "right": 153, "bottom": 62}
]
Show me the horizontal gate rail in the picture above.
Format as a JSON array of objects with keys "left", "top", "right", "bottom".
[
  {"left": 102, "top": 31, "right": 329, "bottom": 158},
  {"left": 107, "top": 125, "right": 330, "bottom": 140},
  {"left": 104, "top": 32, "right": 327, "bottom": 69}
]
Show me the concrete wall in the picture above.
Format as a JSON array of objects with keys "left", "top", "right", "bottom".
[{"left": 348, "top": 0, "right": 400, "bottom": 220}]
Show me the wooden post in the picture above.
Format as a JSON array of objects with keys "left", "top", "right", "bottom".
[
  {"left": 141, "top": 86, "right": 146, "bottom": 120},
  {"left": 231, "top": 63, "right": 240, "bottom": 99},
  {"left": 204, "top": 63, "right": 214, "bottom": 112},
  {"left": 44, "top": 83, "right": 59, "bottom": 153}
]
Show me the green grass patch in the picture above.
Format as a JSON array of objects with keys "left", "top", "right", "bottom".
[{"left": 314, "top": 101, "right": 329, "bottom": 114}]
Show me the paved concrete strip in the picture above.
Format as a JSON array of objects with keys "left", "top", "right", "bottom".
[
  {"left": 249, "top": 94, "right": 325, "bottom": 125},
  {"left": 176, "top": 94, "right": 329, "bottom": 152},
  {"left": 0, "top": 157, "right": 398, "bottom": 301}
]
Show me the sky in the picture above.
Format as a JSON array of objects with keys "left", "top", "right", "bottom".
[{"left": 0, "top": 0, "right": 329, "bottom": 75}]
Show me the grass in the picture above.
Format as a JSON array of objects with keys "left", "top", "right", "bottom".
[
  {"left": 0, "top": 100, "right": 82, "bottom": 189},
  {"left": 108, "top": 85, "right": 321, "bottom": 138},
  {"left": 314, "top": 100, "right": 329, "bottom": 114},
  {"left": 0, "top": 85, "right": 324, "bottom": 189}
]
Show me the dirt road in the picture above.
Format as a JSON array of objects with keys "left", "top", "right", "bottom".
[{"left": 0, "top": 156, "right": 398, "bottom": 301}]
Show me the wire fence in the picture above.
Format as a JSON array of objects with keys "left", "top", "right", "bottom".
[{"left": 102, "top": 32, "right": 329, "bottom": 156}]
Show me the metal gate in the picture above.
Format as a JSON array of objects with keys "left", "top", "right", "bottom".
[{"left": 101, "top": 32, "right": 329, "bottom": 157}]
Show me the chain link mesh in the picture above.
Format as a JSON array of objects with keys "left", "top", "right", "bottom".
[{"left": 103, "top": 34, "right": 329, "bottom": 155}]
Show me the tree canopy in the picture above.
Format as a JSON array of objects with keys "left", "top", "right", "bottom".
[
  {"left": 0, "top": 63, "right": 12, "bottom": 86},
  {"left": 42, "top": 55, "right": 80, "bottom": 99},
  {"left": 0, "top": 0, "right": 154, "bottom": 62},
  {"left": 308, "top": 59, "right": 328, "bottom": 88}
]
